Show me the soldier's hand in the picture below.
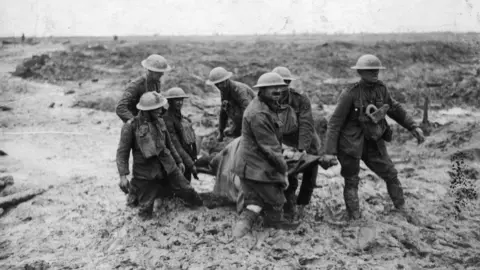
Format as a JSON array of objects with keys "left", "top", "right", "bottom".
[
  {"left": 119, "top": 175, "right": 130, "bottom": 194},
  {"left": 281, "top": 173, "right": 289, "bottom": 190},
  {"left": 318, "top": 154, "right": 338, "bottom": 170},
  {"left": 411, "top": 127, "right": 425, "bottom": 145},
  {"left": 283, "top": 148, "right": 295, "bottom": 159},
  {"left": 178, "top": 163, "right": 186, "bottom": 174},
  {"left": 192, "top": 166, "right": 199, "bottom": 180},
  {"left": 223, "top": 128, "right": 233, "bottom": 137}
]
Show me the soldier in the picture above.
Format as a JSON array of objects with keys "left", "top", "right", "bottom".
[
  {"left": 324, "top": 54, "right": 425, "bottom": 221},
  {"left": 272, "top": 66, "right": 323, "bottom": 220},
  {"left": 206, "top": 67, "right": 255, "bottom": 141},
  {"left": 162, "top": 87, "right": 199, "bottom": 183},
  {"left": 116, "top": 92, "right": 203, "bottom": 219},
  {"left": 116, "top": 54, "right": 171, "bottom": 123},
  {"left": 232, "top": 72, "right": 300, "bottom": 239}
]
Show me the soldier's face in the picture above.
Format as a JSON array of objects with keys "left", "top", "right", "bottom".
[
  {"left": 279, "top": 86, "right": 289, "bottom": 100},
  {"left": 284, "top": 80, "right": 292, "bottom": 86},
  {"left": 261, "top": 86, "right": 282, "bottom": 102},
  {"left": 147, "top": 70, "right": 164, "bottom": 81},
  {"left": 214, "top": 80, "right": 228, "bottom": 91},
  {"left": 358, "top": 69, "right": 380, "bottom": 83},
  {"left": 169, "top": 98, "right": 184, "bottom": 111},
  {"left": 151, "top": 107, "right": 166, "bottom": 118}
]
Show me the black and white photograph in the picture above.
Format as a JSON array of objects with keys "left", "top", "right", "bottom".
[{"left": 1, "top": 0, "right": 479, "bottom": 269}]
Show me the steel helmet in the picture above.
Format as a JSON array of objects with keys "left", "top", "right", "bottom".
[
  {"left": 136, "top": 92, "right": 168, "bottom": 111},
  {"left": 272, "top": 66, "right": 296, "bottom": 81},
  {"left": 206, "top": 67, "right": 233, "bottom": 85},
  {"left": 141, "top": 54, "right": 172, "bottom": 72},
  {"left": 351, "top": 54, "right": 386, "bottom": 70},
  {"left": 164, "top": 87, "right": 189, "bottom": 99},
  {"left": 253, "top": 72, "right": 288, "bottom": 88}
]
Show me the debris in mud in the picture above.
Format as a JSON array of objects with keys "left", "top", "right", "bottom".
[
  {"left": 48, "top": 102, "right": 55, "bottom": 108},
  {"left": 448, "top": 152, "right": 478, "bottom": 215},
  {"left": 64, "top": 89, "right": 75, "bottom": 95},
  {"left": 0, "top": 150, "right": 7, "bottom": 156},
  {"left": 23, "top": 260, "right": 50, "bottom": 270},
  {"left": 11, "top": 54, "right": 50, "bottom": 79},
  {"left": 0, "top": 188, "right": 46, "bottom": 209},
  {"left": 0, "top": 105, "right": 12, "bottom": 111},
  {"left": 0, "top": 175, "right": 14, "bottom": 192}
]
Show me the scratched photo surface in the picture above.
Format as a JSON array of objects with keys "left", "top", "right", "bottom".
[{"left": 1, "top": 0, "right": 480, "bottom": 269}]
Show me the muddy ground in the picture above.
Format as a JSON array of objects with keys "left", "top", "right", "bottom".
[{"left": 1, "top": 35, "right": 480, "bottom": 269}]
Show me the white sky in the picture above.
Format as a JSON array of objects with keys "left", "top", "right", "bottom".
[{"left": 0, "top": 0, "right": 479, "bottom": 37}]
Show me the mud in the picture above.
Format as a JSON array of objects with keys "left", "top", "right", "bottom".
[{"left": 1, "top": 37, "right": 480, "bottom": 269}]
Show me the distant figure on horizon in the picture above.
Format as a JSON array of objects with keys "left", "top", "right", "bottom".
[
  {"left": 116, "top": 54, "right": 172, "bottom": 123},
  {"left": 21, "top": 33, "right": 25, "bottom": 44}
]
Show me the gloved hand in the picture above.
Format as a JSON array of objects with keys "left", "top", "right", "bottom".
[
  {"left": 318, "top": 154, "right": 338, "bottom": 170},
  {"left": 217, "top": 132, "right": 224, "bottom": 142},
  {"left": 178, "top": 163, "right": 186, "bottom": 174},
  {"left": 191, "top": 166, "right": 199, "bottom": 180},
  {"left": 119, "top": 175, "right": 130, "bottom": 194},
  {"left": 281, "top": 173, "right": 289, "bottom": 190},
  {"left": 283, "top": 148, "right": 295, "bottom": 159},
  {"left": 283, "top": 149, "right": 305, "bottom": 160},
  {"left": 224, "top": 127, "right": 234, "bottom": 137},
  {"left": 411, "top": 127, "right": 425, "bottom": 145}
]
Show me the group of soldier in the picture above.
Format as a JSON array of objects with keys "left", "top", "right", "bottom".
[{"left": 115, "top": 53, "right": 426, "bottom": 238}]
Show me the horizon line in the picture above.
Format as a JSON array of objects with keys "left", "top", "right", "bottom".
[{"left": 1, "top": 30, "right": 479, "bottom": 39}]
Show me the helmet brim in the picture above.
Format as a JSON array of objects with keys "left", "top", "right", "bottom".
[
  {"left": 141, "top": 60, "right": 172, "bottom": 72},
  {"left": 136, "top": 99, "right": 168, "bottom": 111},
  {"left": 253, "top": 82, "right": 288, "bottom": 88},
  {"left": 206, "top": 72, "right": 233, "bottom": 85},
  {"left": 166, "top": 95, "right": 189, "bottom": 99},
  {"left": 351, "top": 66, "right": 386, "bottom": 70}
]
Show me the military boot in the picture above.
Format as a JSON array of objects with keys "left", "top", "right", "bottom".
[
  {"left": 232, "top": 209, "right": 259, "bottom": 238},
  {"left": 138, "top": 203, "right": 154, "bottom": 220},
  {"left": 126, "top": 193, "right": 139, "bottom": 208},
  {"left": 344, "top": 177, "right": 361, "bottom": 220},
  {"left": 178, "top": 189, "right": 204, "bottom": 208},
  {"left": 283, "top": 191, "right": 297, "bottom": 221},
  {"left": 263, "top": 208, "right": 300, "bottom": 231}
]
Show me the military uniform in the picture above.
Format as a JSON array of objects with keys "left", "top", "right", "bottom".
[
  {"left": 116, "top": 76, "right": 161, "bottom": 123},
  {"left": 279, "top": 88, "right": 322, "bottom": 209},
  {"left": 325, "top": 80, "right": 418, "bottom": 217},
  {"left": 234, "top": 96, "right": 288, "bottom": 212},
  {"left": 218, "top": 80, "right": 255, "bottom": 137},
  {"left": 163, "top": 108, "right": 198, "bottom": 182},
  {"left": 116, "top": 113, "right": 202, "bottom": 217}
]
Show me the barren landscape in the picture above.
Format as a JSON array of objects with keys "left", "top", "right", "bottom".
[{"left": 1, "top": 33, "right": 480, "bottom": 269}]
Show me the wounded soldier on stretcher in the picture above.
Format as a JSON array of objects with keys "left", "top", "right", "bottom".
[{"left": 196, "top": 137, "right": 337, "bottom": 213}]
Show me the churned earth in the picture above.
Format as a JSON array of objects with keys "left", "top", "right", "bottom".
[{"left": 1, "top": 35, "right": 480, "bottom": 269}]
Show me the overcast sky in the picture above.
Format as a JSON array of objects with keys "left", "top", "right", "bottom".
[{"left": 1, "top": 0, "right": 479, "bottom": 37}]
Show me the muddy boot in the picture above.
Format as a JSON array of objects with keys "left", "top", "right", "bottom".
[
  {"left": 263, "top": 208, "right": 300, "bottom": 231},
  {"left": 232, "top": 209, "right": 259, "bottom": 239},
  {"left": 126, "top": 193, "right": 139, "bottom": 208},
  {"left": 176, "top": 189, "right": 204, "bottom": 208},
  {"left": 138, "top": 203, "right": 154, "bottom": 220},
  {"left": 198, "top": 192, "right": 235, "bottom": 209},
  {"left": 344, "top": 177, "right": 361, "bottom": 220}
]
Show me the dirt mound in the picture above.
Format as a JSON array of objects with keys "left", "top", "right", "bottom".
[{"left": 13, "top": 38, "right": 479, "bottom": 107}]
